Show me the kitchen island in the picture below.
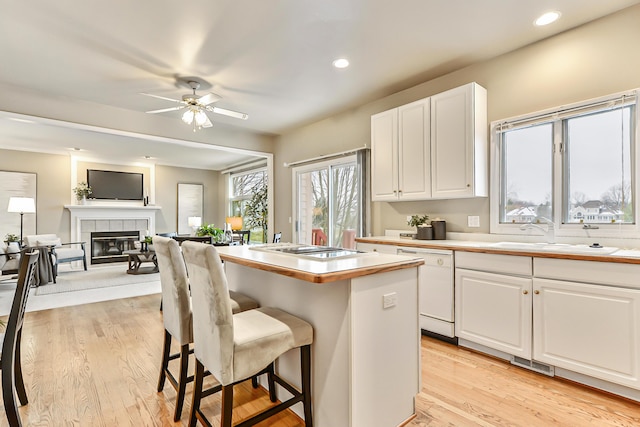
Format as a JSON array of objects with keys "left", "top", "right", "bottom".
[{"left": 215, "top": 244, "right": 424, "bottom": 427}]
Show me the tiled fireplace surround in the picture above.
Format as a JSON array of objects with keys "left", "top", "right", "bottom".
[{"left": 65, "top": 205, "right": 162, "bottom": 256}]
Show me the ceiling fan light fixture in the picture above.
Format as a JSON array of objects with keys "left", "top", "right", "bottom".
[
  {"left": 195, "top": 110, "right": 208, "bottom": 126},
  {"left": 182, "top": 109, "right": 195, "bottom": 124}
]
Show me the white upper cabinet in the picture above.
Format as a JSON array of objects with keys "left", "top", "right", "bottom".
[
  {"left": 371, "top": 98, "right": 430, "bottom": 201},
  {"left": 431, "top": 82, "right": 488, "bottom": 198},
  {"left": 371, "top": 82, "right": 487, "bottom": 202}
]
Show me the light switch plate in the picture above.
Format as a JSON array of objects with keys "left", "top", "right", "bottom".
[{"left": 468, "top": 215, "right": 480, "bottom": 228}]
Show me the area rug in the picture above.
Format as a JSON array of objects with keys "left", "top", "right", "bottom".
[{"left": 34, "top": 265, "right": 160, "bottom": 295}]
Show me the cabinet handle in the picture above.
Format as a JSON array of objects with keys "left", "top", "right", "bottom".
[
  {"left": 534, "top": 290, "right": 540, "bottom": 295},
  {"left": 437, "top": 258, "right": 443, "bottom": 266},
  {"left": 523, "top": 290, "right": 529, "bottom": 295},
  {"left": 466, "top": 184, "right": 471, "bottom": 187}
]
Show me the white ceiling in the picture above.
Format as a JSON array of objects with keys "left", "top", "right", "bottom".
[{"left": 1, "top": 0, "right": 639, "bottom": 169}]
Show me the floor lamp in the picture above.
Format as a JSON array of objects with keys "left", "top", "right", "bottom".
[{"left": 7, "top": 197, "right": 36, "bottom": 244}]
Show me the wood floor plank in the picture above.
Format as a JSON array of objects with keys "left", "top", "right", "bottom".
[{"left": 2, "top": 294, "right": 640, "bottom": 426}]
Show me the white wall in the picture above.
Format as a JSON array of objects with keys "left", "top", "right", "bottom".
[{"left": 274, "top": 5, "right": 640, "bottom": 240}]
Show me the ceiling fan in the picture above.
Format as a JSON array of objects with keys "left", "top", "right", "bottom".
[{"left": 141, "top": 79, "right": 248, "bottom": 131}]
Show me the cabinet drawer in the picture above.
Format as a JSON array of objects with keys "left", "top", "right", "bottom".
[
  {"left": 534, "top": 258, "right": 640, "bottom": 289},
  {"left": 455, "top": 251, "right": 532, "bottom": 276}
]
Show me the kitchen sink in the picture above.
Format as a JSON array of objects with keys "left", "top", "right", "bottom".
[{"left": 489, "top": 241, "right": 618, "bottom": 255}]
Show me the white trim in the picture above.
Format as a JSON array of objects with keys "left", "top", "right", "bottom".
[{"left": 284, "top": 145, "right": 368, "bottom": 168}]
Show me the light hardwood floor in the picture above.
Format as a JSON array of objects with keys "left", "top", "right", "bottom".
[{"left": 2, "top": 294, "right": 640, "bottom": 426}]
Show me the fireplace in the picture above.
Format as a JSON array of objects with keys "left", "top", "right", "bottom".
[{"left": 91, "top": 231, "right": 140, "bottom": 264}]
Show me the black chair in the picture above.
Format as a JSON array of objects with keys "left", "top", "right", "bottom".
[
  {"left": 273, "top": 232, "right": 282, "bottom": 243},
  {"left": 1, "top": 250, "right": 39, "bottom": 427},
  {"left": 234, "top": 230, "right": 251, "bottom": 245},
  {"left": 172, "top": 236, "right": 213, "bottom": 245}
]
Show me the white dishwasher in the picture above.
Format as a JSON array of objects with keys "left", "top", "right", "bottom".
[{"left": 397, "top": 247, "right": 455, "bottom": 340}]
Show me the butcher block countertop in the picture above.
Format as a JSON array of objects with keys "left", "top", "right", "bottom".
[
  {"left": 214, "top": 244, "right": 424, "bottom": 284},
  {"left": 356, "top": 236, "right": 640, "bottom": 265}
]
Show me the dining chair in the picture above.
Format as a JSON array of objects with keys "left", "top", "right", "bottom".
[
  {"left": 234, "top": 230, "right": 251, "bottom": 245},
  {"left": 181, "top": 241, "right": 314, "bottom": 427},
  {"left": 1, "top": 250, "right": 39, "bottom": 427},
  {"left": 153, "top": 236, "right": 260, "bottom": 422}
]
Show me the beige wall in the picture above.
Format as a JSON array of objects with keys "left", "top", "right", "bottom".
[
  {"left": 0, "top": 149, "right": 71, "bottom": 239},
  {"left": 154, "top": 165, "right": 221, "bottom": 234},
  {"left": 0, "top": 148, "right": 227, "bottom": 241},
  {"left": 274, "top": 5, "right": 640, "bottom": 239}
]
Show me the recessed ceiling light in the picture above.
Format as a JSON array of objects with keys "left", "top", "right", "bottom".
[
  {"left": 332, "top": 58, "right": 349, "bottom": 69},
  {"left": 144, "top": 155, "right": 153, "bottom": 160},
  {"left": 73, "top": 147, "right": 82, "bottom": 151},
  {"left": 535, "top": 11, "right": 561, "bottom": 26}
]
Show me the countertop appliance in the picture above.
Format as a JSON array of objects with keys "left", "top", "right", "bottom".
[{"left": 397, "top": 247, "right": 455, "bottom": 340}]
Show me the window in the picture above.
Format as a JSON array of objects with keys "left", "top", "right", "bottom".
[
  {"left": 292, "top": 151, "right": 367, "bottom": 248},
  {"left": 228, "top": 168, "right": 267, "bottom": 243},
  {"left": 491, "top": 90, "right": 638, "bottom": 236}
]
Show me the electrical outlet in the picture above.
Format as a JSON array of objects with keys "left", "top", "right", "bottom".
[
  {"left": 468, "top": 215, "right": 480, "bottom": 228},
  {"left": 383, "top": 292, "right": 398, "bottom": 309}
]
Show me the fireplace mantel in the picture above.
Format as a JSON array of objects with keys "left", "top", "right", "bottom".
[{"left": 65, "top": 204, "right": 162, "bottom": 244}]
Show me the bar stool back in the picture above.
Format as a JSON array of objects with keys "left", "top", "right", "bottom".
[
  {"left": 153, "top": 236, "right": 259, "bottom": 421},
  {"left": 182, "top": 241, "right": 314, "bottom": 427}
]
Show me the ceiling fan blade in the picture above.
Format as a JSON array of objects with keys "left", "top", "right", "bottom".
[
  {"left": 210, "top": 106, "right": 249, "bottom": 120},
  {"left": 197, "top": 92, "right": 222, "bottom": 106},
  {"left": 145, "top": 106, "right": 185, "bottom": 114},
  {"left": 140, "top": 92, "right": 184, "bottom": 103},
  {"left": 202, "top": 115, "right": 213, "bottom": 128}
]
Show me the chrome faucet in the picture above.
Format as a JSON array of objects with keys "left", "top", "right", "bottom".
[{"left": 520, "top": 218, "right": 555, "bottom": 244}]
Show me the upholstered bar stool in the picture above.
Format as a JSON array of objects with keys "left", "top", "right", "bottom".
[
  {"left": 181, "top": 241, "right": 314, "bottom": 427},
  {"left": 153, "top": 236, "right": 260, "bottom": 421}
]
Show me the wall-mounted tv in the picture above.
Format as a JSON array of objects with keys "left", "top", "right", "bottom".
[{"left": 87, "top": 169, "right": 144, "bottom": 201}]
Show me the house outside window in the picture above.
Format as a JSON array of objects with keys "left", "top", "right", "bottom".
[{"left": 490, "top": 90, "right": 639, "bottom": 238}]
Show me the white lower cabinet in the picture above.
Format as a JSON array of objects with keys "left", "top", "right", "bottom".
[
  {"left": 533, "top": 277, "right": 640, "bottom": 390},
  {"left": 456, "top": 252, "right": 640, "bottom": 396},
  {"left": 455, "top": 268, "right": 532, "bottom": 358}
]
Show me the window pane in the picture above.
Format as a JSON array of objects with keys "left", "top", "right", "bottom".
[
  {"left": 501, "top": 124, "right": 553, "bottom": 223},
  {"left": 331, "top": 164, "right": 359, "bottom": 249},
  {"left": 566, "top": 107, "right": 633, "bottom": 224},
  {"left": 296, "top": 169, "right": 328, "bottom": 245}
]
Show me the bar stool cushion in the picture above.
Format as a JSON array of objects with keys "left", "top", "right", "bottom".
[{"left": 229, "top": 290, "right": 261, "bottom": 314}]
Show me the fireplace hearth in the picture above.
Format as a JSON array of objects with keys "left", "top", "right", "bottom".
[{"left": 91, "top": 231, "right": 140, "bottom": 264}]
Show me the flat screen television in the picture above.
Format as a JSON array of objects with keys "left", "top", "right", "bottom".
[{"left": 87, "top": 169, "right": 144, "bottom": 200}]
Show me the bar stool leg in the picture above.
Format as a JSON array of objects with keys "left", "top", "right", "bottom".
[
  {"left": 189, "top": 360, "right": 205, "bottom": 427},
  {"left": 157, "top": 330, "right": 171, "bottom": 391},
  {"left": 221, "top": 384, "right": 234, "bottom": 427},
  {"left": 173, "top": 343, "right": 190, "bottom": 421},
  {"left": 301, "top": 345, "right": 313, "bottom": 427}
]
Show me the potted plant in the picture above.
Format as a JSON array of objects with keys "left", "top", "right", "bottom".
[
  {"left": 408, "top": 214, "right": 432, "bottom": 240},
  {"left": 73, "top": 182, "right": 92, "bottom": 204},
  {"left": 196, "top": 224, "right": 224, "bottom": 243}
]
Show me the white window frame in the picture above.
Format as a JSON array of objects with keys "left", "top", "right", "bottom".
[{"left": 490, "top": 89, "right": 640, "bottom": 239}]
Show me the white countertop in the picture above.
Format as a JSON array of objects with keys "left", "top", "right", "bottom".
[{"left": 356, "top": 236, "right": 640, "bottom": 264}]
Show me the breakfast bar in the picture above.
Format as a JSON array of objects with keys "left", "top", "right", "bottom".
[{"left": 215, "top": 244, "right": 424, "bottom": 427}]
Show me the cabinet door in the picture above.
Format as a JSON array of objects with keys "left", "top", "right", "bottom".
[
  {"left": 533, "top": 278, "right": 640, "bottom": 390},
  {"left": 455, "top": 268, "right": 532, "bottom": 358},
  {"left": 431, "top": 83, "right": 487, "bottom": 198},
  {"left": 398, "top": 98, "right": 431, "bottom": 200},
  {"left": 371, "top": 109, "right": 398, "bottom": 201}
]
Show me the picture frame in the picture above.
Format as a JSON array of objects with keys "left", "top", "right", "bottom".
[{"left": 1, "top": 171, "right": 37, "bottom": 239}]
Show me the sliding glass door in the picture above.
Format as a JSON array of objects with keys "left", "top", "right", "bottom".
[{"left": 293, "top": 155, "right": 363, "bottom": 248}]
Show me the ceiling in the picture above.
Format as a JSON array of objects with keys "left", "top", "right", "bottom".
[{"left": 1, "top": 0, "right": 639, "bottom": 170}]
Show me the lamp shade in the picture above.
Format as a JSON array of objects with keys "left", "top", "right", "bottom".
[
  {"left": 7, "top": 197, "right": 35, "bottom": 213},
  {"left": 226, "top": 216, "right": 243, "bottom": 230},
  {"left": 188, "top": 216, "right": 202, "bottom": 227}
]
